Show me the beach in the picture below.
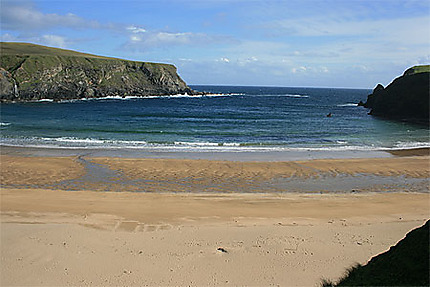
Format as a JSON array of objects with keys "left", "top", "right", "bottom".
[
  {"left": 2, "top": 1, "right": 430, "bottom": 285},
  {"left": 1, "top": 147, "right": 429, "bottom": 286}
]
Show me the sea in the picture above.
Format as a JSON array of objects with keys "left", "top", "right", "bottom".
[{"left": 1, "top": 85, "right": 429, "bottom": 159}]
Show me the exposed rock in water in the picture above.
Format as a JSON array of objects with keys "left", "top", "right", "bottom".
[
  {"left": 0, "top": 42, "right": 197, "bottom": 102},
  {"left": 363, "top": 65, "right": 429, "bottom": 124}
]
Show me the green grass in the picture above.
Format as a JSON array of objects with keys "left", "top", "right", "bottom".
[
  {"left": 403, "top": 65, "right": 430, "bottom": 76},
  {"left": 0, "top": 42, "right": 174, "bottom": 68},
  {"left": 0, "top": 42, "right": 118, "bottom": 60},
  {"left": 0, "top": 42, "right": 178, "bottom": 79}
]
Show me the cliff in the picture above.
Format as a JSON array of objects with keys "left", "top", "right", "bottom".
[
  {"left": 0, "top": 42, "right": 194, "bottom": 102},
  {"left": 362, "top": 65, "right": 429, "bottom": 123}
]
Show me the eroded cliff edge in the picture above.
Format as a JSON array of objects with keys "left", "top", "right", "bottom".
[
  {"left": 0, "top": 42, "right": 195, "bottom": 102},
  {"left": 361, "top": 65, "right": 429, "bottom": 123}
]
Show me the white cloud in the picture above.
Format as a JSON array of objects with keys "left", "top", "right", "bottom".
[
  {"left": 127, "top": 25, "right": 146, "bottom": 34},
  {"left": 1, "top": 1, "right": 101, "bottom": 31},
  {"left": 1, "top": 32, "right": 69, "bottom": 48},
  {"left": 291, "top": 66, "right": 307, "bottom": 74},
  {"left": 130, "top": 35, "right": 141, "bottom": 42},
  {"left": 1, "top": 33, "right": 17, "bottom": 41},
  {"left": 267, "top": 16, "right": 430, "bottom": 46},
  {"left": 41, "top": 34, "right": 67, "bottom": 48},
  {"left": 123, "top": 30, "right": 230, "bottom": 51}
]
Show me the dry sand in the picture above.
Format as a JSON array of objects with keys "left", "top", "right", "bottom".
[{"left": 1, "top": 152, "right": 429, "bottom": 286}]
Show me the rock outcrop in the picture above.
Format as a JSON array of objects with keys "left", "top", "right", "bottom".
[
  {"left": 0, "top": 42, "right": 195, "bottom": 102},
  {"left": 362, "top": 65, "right": 429, "bottom": 123}
]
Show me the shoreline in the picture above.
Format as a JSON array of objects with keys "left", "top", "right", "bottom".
[{"left": 2, "top": 144, "right": 429, "bottom": 162}]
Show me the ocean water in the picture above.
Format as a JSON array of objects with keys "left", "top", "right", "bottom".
[{"left": 1, "top": 85, "right": 429, "bottom": 153}]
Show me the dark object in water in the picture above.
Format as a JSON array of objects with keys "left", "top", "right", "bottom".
[{"left": 326, "top": 113, "right": 332, "bottom": 117}]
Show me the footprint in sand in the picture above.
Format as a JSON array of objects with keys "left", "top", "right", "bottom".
[{"left": 114, "top": 221, "right": 172, "bottom": 232}]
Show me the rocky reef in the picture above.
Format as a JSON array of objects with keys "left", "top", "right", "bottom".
[
  {"left": 360, "top": 65, "right": 429, "bottom": 123},
  {"left": 0, "top": 42, "right": 195, "bottom": 102}
]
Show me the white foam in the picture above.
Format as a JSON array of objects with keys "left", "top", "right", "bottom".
[
  {"left": 285, "top": 94, "right": 309, "bottom": 98},
  {"left": 337, "top": 103, "right": 358, "bottom": 107},
  {"left": 252, "top": 94, "right": 309, "bottom": 99},
  {"left": 174, "top": 141, "right": 220, "bottom": 146},
  {"left": 221, "top": 142, "right": 241, "bottom": 147},
  {"left": 259, "top": 94, "right": 309, "bottom": 98},
  {"left": 2, "top": 135, "right": 429, "bottom": 154},
  {"left": 392, "top": 141, "right": 430, "bottom": 150},
  {"left": 0, "top": 122, "right": 11, "bottom": 126},
  {"left": 41, "top": 137, "right": 152, "bottom": 146},
  {"left": 27, "top": 99, "right": 55, "bottom": 102},
  {"left": 41, "top": 137, "right": 106, "bottom": 144},
  {"left": 153, "top": 93, "right": 233, "bottom": 99},
  {"left": 57, "top": 93, "right": 234, "bottom": 103},
  {"left": 89, "top": 96, "right": 141, "bottom": 100}
]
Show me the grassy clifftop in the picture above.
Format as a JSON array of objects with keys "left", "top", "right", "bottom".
[
  {"left": 1, "top": 42, "right": 117, "bottom": 59},
  {"left": 0, "top": 42, "right": 193, "bottom": 102},
  {"left": 403, "top": 65, "right": 430, "bottom": 76}
]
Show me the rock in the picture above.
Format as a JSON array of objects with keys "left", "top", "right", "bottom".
[
  {"left": 0, "top": 42, "right": 199, "bottom": 102},
  {"left": 0, "top": 68, "right": 18, "bottom": 98},
  {"left": 373, "top": 83, "right": 385, "bottom": 93},
  {"left": 363, "top": 65, "right": 429, "bottom": 123}
]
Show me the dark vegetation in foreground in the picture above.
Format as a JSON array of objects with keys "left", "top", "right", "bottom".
[{"left": 322, "top": 220, "right": 429, "bottom": 286}]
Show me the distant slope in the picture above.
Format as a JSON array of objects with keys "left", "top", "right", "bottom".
[
  {"left": 0, "top": 42, "right": 194, "bottom": 102},
  {"left": 362, "top": 65, "right": 429, "bottom": 123},
  {"left": 0, "top": 42, "right": 116, "bottom": 59},
  {"left": 323, "top": 220, "right": 429, "bottom": 286}
]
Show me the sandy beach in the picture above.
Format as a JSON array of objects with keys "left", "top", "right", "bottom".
[{"left": 1, "top": 149, "right": 429, "bottom": 286}]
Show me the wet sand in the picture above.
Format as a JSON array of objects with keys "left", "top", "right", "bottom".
[
  {"left": 1, "top": 149, "right": 429, "bottom": 286},
  {"left": 387, "top": 147, "right": 430, "bottom": 157}
]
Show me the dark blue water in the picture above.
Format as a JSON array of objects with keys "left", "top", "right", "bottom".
[{"left": 1, "top": 86, "right": 428, "bottom": 152}]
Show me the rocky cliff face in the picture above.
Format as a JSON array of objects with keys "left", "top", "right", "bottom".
[
  {"left": 0, "top": 43, "right": 194, "bottom": 102},
  {"left": 362, "top": 65, "right": 429, "bottom": 123}
]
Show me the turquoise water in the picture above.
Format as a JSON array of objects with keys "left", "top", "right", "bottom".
[{"left": 1, "top": 85, "right": 429, "bottom": 152}]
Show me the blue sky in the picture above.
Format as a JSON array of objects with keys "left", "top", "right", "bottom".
[{"left": 1, "top": 0, "right": 429, "bottom": 88}]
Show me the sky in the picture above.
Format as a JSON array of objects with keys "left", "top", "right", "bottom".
[{"left": 1, "top": 0, "right": 429, "bottom": 88}]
